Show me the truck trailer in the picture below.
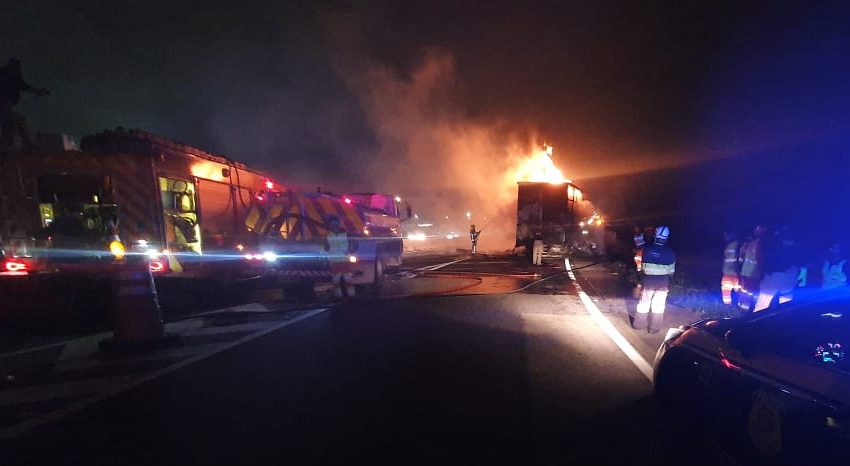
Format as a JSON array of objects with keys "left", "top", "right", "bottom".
[{"left": 515, "top": 181, "right": 583, "bottom": 257}]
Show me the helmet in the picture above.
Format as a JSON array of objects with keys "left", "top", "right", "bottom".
[{"left": 654, "top": 225, "right": 670, "bottom": 244}]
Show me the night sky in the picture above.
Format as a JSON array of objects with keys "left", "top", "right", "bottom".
[{"left": 5, "top": 1, "right": 850, "bottom": 246}]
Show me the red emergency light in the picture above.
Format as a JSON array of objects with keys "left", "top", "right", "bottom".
[
  {"left": 265, "top": 180, "right": 274, "bottom": 190},
  {"left": 344, "top": 197, "right": 352, "bottom": 205},
  {"left": 1, "top": 258, "right": 29, "bottom": 276},
  {"left": 149, "top": 258, "right": 167, "bottom": 273}
]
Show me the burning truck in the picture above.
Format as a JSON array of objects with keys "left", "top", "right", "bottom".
[
  {"left": 514, "top": 145, "right": 593, "bottom": 257},
  {"left": 515, "top": 181, "right": 584, "bottom": 257}
]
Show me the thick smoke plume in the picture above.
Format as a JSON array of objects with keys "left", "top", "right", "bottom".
[{"left": 339, "top": 51, "right": 556, "bottom": 252}]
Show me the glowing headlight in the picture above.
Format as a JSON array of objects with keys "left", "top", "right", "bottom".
[
  {"left": 348, "top": 255, "right": 358, "bottom": 263},
  {"left": 109, "top": 240, "right": 126, "bottom": 260},
  {"left": 262, "top": 251, "right": 278, "bottom": 262},
  {"left": 408, "top": 232, "right": 427, "bottom": 241}
]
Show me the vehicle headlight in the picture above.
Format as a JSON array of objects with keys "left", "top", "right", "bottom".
[
  {"left": 407, "top": 232, "right": 427, "bottom": 241},
  {"left": 262, "top": 251, "right": 278, "bottom": 262}
]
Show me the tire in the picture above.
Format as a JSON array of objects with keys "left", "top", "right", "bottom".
[{"left": 372, "top": 257, "right": 384, "bottom": 293}]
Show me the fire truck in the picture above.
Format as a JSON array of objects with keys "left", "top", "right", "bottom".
[
  {"left": 242, "top": 190, "right": 408, "bottom": 294},
  {"left": 0, "top": 128, "right": 280, "bottom": 287}
]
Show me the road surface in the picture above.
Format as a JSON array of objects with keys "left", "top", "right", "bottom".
[{"left": 2, "top": 254, "right": 733, "bottom": 465}]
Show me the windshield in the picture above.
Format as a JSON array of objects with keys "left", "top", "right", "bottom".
[{"left": 37, "top": 174, "right": 119, "bottom": 248}]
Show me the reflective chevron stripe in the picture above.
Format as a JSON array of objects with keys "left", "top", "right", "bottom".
[{"left": 644, "top": 262, "right": 675, "bottom": 275}]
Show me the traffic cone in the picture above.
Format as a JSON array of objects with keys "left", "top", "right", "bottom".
[{"left": 99, "top": 255, "right": 181, "bottom": 352}]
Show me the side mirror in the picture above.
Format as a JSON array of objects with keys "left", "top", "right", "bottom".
[{"left": 401, "top": 203, "right": 413, "bottom": 222}]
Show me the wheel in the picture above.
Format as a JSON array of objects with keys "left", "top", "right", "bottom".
[{"left": 372, "top": 257, "right": 384, "bottom": 293}]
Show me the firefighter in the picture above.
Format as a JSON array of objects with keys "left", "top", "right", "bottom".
[
  {"left": 532, "top": 231, "right": 544, "bottom": 265},
  {"left": 738, "top": 225, "right": 767, "bottom": 312},
  {"left": 0, "top": 58, "right": 48, "bottom": 149},
  {"left": 821, "top": 242, "right": 849, "bottom": 290},
  {"left": 633, "top": 226, "right": 647, "bottom": 272},
  {"left": 469, "top": 224, "right": 481, "bottom": 255},
  {"left": 325, "top": 215, "right": 356, "bottom": 299},
  {"left": 633, "top": 225, "right": 675, "bottom": 334},
  {"left": 721, "top": 230, "right": 741, "bottom": 306},
  {"left": 754, "top": 226, "right": 801, "bottom": 311}
]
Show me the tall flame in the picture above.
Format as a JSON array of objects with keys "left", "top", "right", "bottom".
[{"left": 515, "top": 145, "right": 569, "bottom": 184}]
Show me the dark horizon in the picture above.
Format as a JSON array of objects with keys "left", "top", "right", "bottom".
[{"left": 5, "top": 1, "right": 850, "bottom": 250}]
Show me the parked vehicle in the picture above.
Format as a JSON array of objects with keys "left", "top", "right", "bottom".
[
  {"left": 242, "top": 190, "right": 408, "bottom": 295},
  {"left": 654, "top": 291, "right": 850, "bottom": 464},
  {"left": 1, "top": 128, "right": 279, "bottom": 286}
]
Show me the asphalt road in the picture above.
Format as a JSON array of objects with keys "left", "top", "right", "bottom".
[{"left": 2, "top": 255, "right": 733, "bottom": 466}]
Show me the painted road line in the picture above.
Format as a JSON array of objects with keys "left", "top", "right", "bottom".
[
  {"left": 0, "top": 307, "right": 329, "bottom": 441},
  {"left": 566, "top": 260, "right": 653, "bottom": 382},
  {"left": 0, "top": 374, "right": 141, "bottom": 407}
]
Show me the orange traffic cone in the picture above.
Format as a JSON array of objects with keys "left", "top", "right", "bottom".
[{"left": 99, "top": 255, "right": 181, "bottom": 352}]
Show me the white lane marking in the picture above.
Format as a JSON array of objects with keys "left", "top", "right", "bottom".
[
  {"left": 566, "top": 259, "right": 653, "bottom": 382},
  {"left": 0, "top": 307, "right": 329, "bottom": 440},
  {"left": 55, "top": 342, "right": 225, "bottom": 373},
  {"left": 0, "top": 374, "right": 141, "bottom": 407},
  {"left": 179, "top": 321, "right": 273, "bottom": 337}
]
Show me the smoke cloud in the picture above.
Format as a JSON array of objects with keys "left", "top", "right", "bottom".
[{"left": 335, "top": 50, "right": 554, "bottom": 251}]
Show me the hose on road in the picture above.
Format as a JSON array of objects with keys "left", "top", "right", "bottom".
[{"left": 510, "top": 259, "right": 602, "bottom": 293}]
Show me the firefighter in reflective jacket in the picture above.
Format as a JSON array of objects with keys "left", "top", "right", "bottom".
[
  {"left": 822, "top": 242, "right": 848, "bottom": 290},
  {"left": 633, "top": 226, "right": 646, "bottom": 272},
  {"left": 633, "top": 226, "right": 675, "bottom": 334},
  {"left": 721, "top": 230, "right": 741, "bottom": 305},
  {"left": 325, "top": 215, "right": 355, "bottom": 298},
  {"left": 738, "top": 225, "right": 767, "bottom": 311}
]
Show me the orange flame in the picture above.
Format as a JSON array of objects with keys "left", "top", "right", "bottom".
[{"left": 514, "top": 145, "right": 569, "bottom": 184}]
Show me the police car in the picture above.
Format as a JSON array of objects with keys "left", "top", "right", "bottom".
[{"left": 653, "top": 290, "right": 850, "bottom": 464}]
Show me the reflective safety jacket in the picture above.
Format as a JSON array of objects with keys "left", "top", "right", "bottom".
[
  {"left": 722, "top": 240, "right": 740, "bottom": 275},
  {"left": 822, "top": 260, "right": 848, "bottom": 289},
  {"left": 634, "top": 234, "right": 646, "bottom": 271},
  {"left": 325, "top": 231, "right": 351, "bottom": 263},
  {"left": 642, "top": 243, "right": 676, "bottom": 276},
  {"left": 740, "top": 238, "right": 763, "bottom": 280}
]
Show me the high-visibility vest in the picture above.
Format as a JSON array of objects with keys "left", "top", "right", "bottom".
[
  {"left": 740, "top": 239, "right": 762, "bottom": 279},
  {"left": 326, "top": 231, "right": 350, "bottom": 263},
  {"left": 822, "top": 260, "right": 847, "bottom": 289},
  {"left": 722, "top": 240, "right": 740, "bottom": 275},
  {"left": 642, "top": 244, "right": 676, "bottom": 276},
  {"left": 634, "top": 249, "right": 643, "bottom": 272}
]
